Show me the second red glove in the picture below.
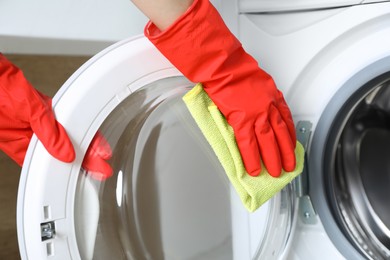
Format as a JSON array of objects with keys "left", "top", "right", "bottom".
[{"left": 0, "top": 53, "right": 112, "bottom": 180}]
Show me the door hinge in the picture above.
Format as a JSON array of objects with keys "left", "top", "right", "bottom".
[{"left": 294, "top": 121, "right": 317, "bottom": 224}]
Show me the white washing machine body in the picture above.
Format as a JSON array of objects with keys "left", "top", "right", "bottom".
[
  {"left": 229, "top": 0, "right": 390, "bottom": 259},
  {"left": 18, "top": 0, "right": 390, "bottom": 259}
]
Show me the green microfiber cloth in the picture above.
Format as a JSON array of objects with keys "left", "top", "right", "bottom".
[{"left": 182, "top": 83, "right": 304, "bottom": 212}]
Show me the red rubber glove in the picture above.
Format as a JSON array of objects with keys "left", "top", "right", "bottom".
[
  {"left": 145, "top": 0, "right": 296, "bottom": 177},
  {"left": 0, "top": 53, "right": 112, "bottom": 179},
  {"left": 83, "top": 132, "right": 113, "bottom": 181}
]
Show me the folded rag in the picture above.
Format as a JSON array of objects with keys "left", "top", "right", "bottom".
[{"left": 183, "top": 83, "right": 304, "bottom": 212}]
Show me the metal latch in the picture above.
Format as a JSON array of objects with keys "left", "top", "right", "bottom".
[{"left": 41, "top": 221, "right": 56, "bottom": 241}]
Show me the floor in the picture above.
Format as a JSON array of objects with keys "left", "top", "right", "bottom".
[{"left": 0, "top": 54, "right": 90, "bottom": 259}]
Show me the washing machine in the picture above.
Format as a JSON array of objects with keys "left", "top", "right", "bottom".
[
  {"left": 17, "top": 0, "right": 390, "bottom": 259},
  {"left": 232, "top": 0, "right": 390, "bottom": 258}
]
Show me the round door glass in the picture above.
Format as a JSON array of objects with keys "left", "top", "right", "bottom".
[{"left": 73, "top": 77, "right": 294, "bottom": 260}]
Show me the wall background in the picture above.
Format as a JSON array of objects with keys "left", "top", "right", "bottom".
[{"left": 0, "top": 0, "right": 147, "bottom": 55}]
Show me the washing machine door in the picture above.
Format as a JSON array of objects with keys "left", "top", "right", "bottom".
[{"left": 17, "top": 36, "right": 297, "bottom": 260}]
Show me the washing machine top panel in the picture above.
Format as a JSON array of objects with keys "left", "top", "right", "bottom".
[
  {"left": 18, "top": 36, "right": 296, "bottom": 259},
  {"left": 238, "top": 0, "right": 390, "bottom": 13},
  {"left": 238, "top": 0, "right": 362, "bottom": 13}
]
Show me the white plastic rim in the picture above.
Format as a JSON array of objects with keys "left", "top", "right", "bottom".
[{"left": 17, "top": 36, "right": 295, "bottom": 259}]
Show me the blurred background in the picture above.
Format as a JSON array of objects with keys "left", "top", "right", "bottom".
[
  {"left": 0, "top": 0, "right": 147, "bottom": 55},
  {"left": 0, "top": 0, "right": 146, "bottom": 258}
]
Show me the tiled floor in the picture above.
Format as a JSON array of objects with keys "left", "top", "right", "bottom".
[{"left": 0, "top": 54, "right": 90, "bottom": 259}]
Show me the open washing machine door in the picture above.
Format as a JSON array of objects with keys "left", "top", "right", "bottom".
[{"left": 17, "top": 36, "right": 297, "bottom": 260}]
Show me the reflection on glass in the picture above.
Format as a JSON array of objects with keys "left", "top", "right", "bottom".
[{"left": 116, "top": 170, "right": 123, "bottom": 207}]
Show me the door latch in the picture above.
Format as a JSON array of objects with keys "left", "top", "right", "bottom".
[{"left": 41, "top": 221, "right": 56, "bottom": 241}]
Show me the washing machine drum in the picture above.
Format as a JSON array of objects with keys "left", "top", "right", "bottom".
[
  {"left": 310, "top": 70, "right": 390, "bottom": 259},
  {"left": 17, "top": 36, "right": 296, "bottom": 260}
]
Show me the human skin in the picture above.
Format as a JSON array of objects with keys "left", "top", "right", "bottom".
[{"left": 130, "top": 0, "right": 194, "bottom": 31}]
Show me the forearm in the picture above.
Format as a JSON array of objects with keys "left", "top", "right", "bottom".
[{"left": 131, "top": 0, "right": 194, "bottom": 31}]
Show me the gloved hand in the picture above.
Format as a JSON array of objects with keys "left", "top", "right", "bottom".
[
  {"left": 83, "top": 132, "right": 113, "bottom": 180},
  {"left": 0, "top": 53, "right": 112, "bottom": 179},
  {"left": 145, "top": 0, "right": 296, "bottom": 177}
]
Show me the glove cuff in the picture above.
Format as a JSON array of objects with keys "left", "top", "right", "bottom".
[{"left": 145, "top": 0, "right": 249, "bottom": 80}]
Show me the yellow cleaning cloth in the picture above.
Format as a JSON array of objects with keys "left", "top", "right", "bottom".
[{"left": 183, "top": 83, "right": 304, "bottom": 212}]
